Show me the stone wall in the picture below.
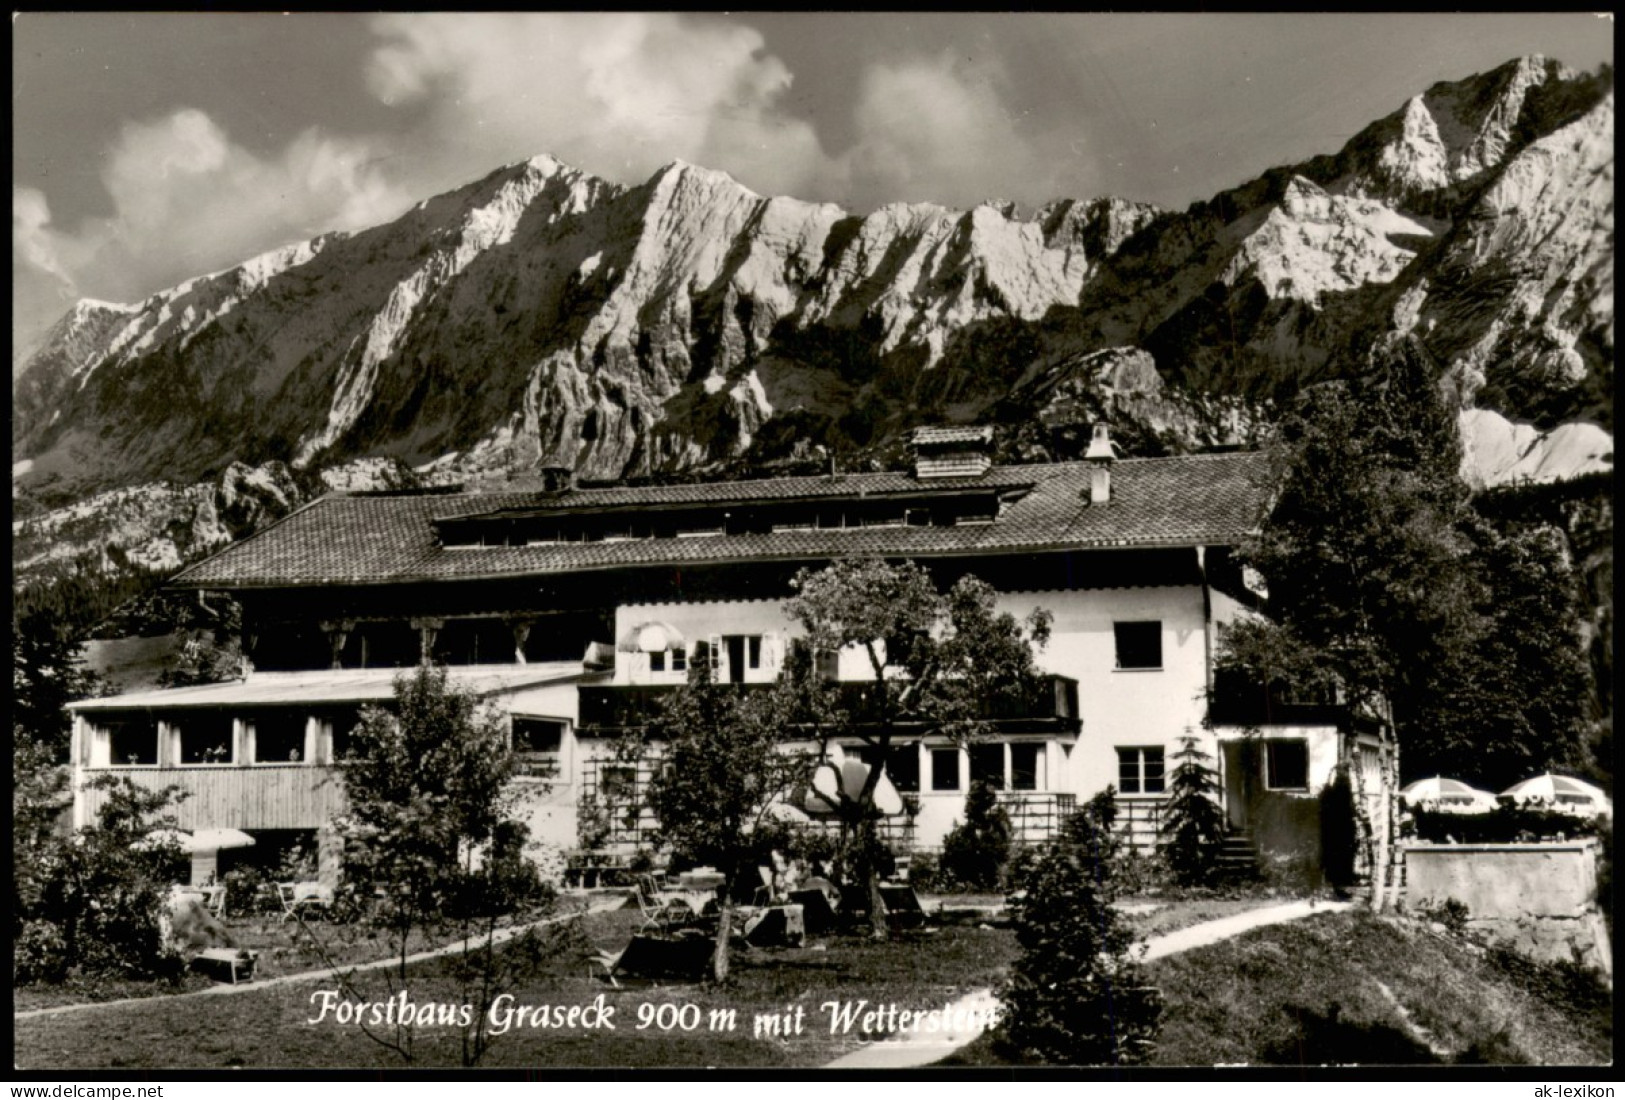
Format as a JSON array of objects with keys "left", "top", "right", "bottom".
[{"left": 1404, "top": 840, "right": 1611, "bottom": 977}]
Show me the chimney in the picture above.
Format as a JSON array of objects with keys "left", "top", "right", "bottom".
[
  {"left": 1085, "top": 423, "right": 1115, "bottom": 504},
  {"left": 911, "top": 425, "right": 994, "bottom": 480}
]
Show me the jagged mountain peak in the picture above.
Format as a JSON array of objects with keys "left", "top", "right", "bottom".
[{"left": 11, "top": 54, "right": 1612, "bottom": 511}]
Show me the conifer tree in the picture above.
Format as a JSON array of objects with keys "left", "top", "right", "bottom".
[{"left": 1160, "top": 732, "right": 1227, "bottom": 887}]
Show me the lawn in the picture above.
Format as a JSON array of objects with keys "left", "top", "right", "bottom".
[
  {"left": 14, "top": 908, "right": 1023, "bottom": 1069},
  {"left": 939, "top": 909, "right": 1613, "bottom": 1067},
  {"left": 12, "top": 897, "right": 591, "bottom": 1014}
]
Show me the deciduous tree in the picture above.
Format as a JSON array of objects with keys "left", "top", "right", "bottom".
[{"left": 783, "top": 559, "right": 1053, "bottom": 937}]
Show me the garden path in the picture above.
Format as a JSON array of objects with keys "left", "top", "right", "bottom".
[{"left": 825, "top": 897, "right": 1355, "bottom": 1069}]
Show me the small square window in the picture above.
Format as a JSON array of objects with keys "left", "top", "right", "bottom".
[
  {"left": 1265, "top": 740, "right": 1309, "bottom": 791},
  {"left": 1117, "top": 747, "right": 1165, "bottom": 795},
  {"left": 649, "top": 650, "right": 666, "bottom": 673},
  {"left": 931, "top": 748, "right": 960, "bottom": 792},
  {"left": 1114, "top": 621, "right": 1163, "bottom": 669}
]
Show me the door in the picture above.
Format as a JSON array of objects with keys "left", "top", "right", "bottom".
[{"left": 725, "top": 635, "right": 747, "bottom": 684}]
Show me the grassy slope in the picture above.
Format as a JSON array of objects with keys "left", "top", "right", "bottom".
[{"left": 945, "top": 909, "right": 1611, "bottom": 1067}]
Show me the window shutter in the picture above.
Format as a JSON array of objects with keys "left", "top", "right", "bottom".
[
  {"left": 709, "top": 634, "right": 723, "bottom": 677},
  {"left": 762, "top": 632, "right": 783, "bottom": 672}
]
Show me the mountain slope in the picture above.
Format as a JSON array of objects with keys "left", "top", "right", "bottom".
[{"left": 12, "top": 56, "right": 1613, "bottom": 517}]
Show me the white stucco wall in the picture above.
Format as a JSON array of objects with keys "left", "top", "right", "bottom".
[{"left": 996, "top": 586, "right": 1210, "bottom": 805}]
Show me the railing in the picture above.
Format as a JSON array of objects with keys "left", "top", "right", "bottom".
[
  {"left": 78, "top": 766, "right": 347, "bottom": 831},
  {"left": 997, "top": 791, "right": 1078, "bottom": 846},
  {"left": 1207, "top": 676, "right": 1347, "bottom": 727},
  {"left": 578, "top": 674, "right": 1080, "bottom": 733},
  {"left": 1116, "top": 797, "right": 1165, "bottom": 852}
]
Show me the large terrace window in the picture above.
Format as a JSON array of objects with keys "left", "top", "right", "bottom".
[
  {"left": 176, "top": 713, "right": 234, "bottom": 766},
  {"left": 107, "top": 717, "right": 159, "bottom": 767},
  {"left": 253, "top": 714, "right": 307, "bottom": 764}
]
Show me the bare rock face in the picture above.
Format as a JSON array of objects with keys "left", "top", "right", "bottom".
[{"left": 10, "top": 54, "right": 1613, "bottom": 569}]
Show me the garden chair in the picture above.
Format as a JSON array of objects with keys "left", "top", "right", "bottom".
[{"left": 277, "top": 881, "right": 334, "bottom": 922}]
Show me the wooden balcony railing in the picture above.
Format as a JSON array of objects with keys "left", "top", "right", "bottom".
[
  {"left": 578, "top": 675, "right": 1080, "bottom": 734},
  {"left": 78, "top": 766, "right": 347, "bottom": 831}
]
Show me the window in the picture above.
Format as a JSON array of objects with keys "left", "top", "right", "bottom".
[
  {"left": 970, "top": 743, "right": 1005, "bottom": 789},
  {"left": 815, "top": 650, "right": 840, "bottom": 681},
  {"left": 253, "top": 714, "right": 306, "bottom": 763},
  {"left": 1010, "top": 743, "right": 1042, "bottom": 791},
  {"left": 671, "top": 646, "right": 687, "bottom": 673},
  {"left": 649, "top": 650, "right": 666, "bottom": 673},
  {"left": 108, "top": 718, "right": 158, "bottom": 767},
  {"left": 850, "top": 743, "right": 920, "bottom": 793},
  {"left": 1114, "top": 621, "right": 1163, "bottom": 670},
  {"left": 177, "top": 714, "right": 234, "bottom": 765},
  {"left": 931, "top": 748, "right": 960, "bottom": 792},
  {"left": 514, "top": 718, "right": 565, "bottom": 779},
  {"left": 1117, "top": 747, "right": 1165, "bottom": 795},
  {"left": 747, "top": 636, "right": 762, "bottom": 670},
  {"left": 600, "top": 765, "right": 637, "bottom": 801},
  {"left": 326, "top": 707, "right": 363, "bottom": 762},
  {"left": 1265, "top": 740, "right": 1310, "bottom": 791}
]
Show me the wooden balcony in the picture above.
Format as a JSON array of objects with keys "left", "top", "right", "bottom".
[
  {"left": 78, "top": 766, "right": 347, "bottom": 832},
  {"left": 1207, "top": 673, "right": 1347, "bottom": 728},
  {"left": 578, "top": 674, "right": 1080, "bottom": 735}
]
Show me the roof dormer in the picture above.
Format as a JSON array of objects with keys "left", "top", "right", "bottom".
[{"left": 912, "top": 425, "right": 994, "bottom": 480}]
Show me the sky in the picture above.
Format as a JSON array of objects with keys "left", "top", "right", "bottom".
[{"left": 12, "top": 12, "right": 1614, "bottom": 355}]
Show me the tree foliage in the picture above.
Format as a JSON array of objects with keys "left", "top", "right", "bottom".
[
  {"left": 13, "top": 612, "right": 103, "bottom": 761},
  {"left": 1160, "top": 733, "right": 1228, "bottom": 887},
  {"left": 14, "top": 771, "right": 189, "bottom": 986},
  {"left": 334, "top": 664, "right": 559, "bottom": 1065},
  {"left": 781, "top": 559, "right": 1053, "bottom": 936},
  {"left": 638, "top": 664, "right": 806, "bottom": 982},
  {"left": 1221, "top": 337, "right": 1592, "bottom": 904},
  {"left": 1000, "top": 796, "right": 1162, "bottom": 1065}
]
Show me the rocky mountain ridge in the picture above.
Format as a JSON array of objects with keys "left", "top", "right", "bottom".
[{"left": 12, "top": 55, "right": 1613, "bottom": 596}]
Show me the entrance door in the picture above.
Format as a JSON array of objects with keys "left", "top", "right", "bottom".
[
  {"left": 725, "top": 635, "right": 748, "bottom": 684},
  {"left": 1222, "top": 742, "right": 1260, "bottom": 830}
]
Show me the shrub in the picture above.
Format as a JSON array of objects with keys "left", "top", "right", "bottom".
[
  {"left": 905, "top": 851, "right": 942, "bottom": 892},
  {"left": 998, "top": 801, "right": 1162, "bottom": 1064},
  {"left": 940, "top": 780, "right": 1012, "bottom": 890}
]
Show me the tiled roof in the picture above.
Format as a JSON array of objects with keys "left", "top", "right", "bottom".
[
  {"left": 68, "top": 663, "right": 601, "bottom": 711},
  {"left": 912, "top": 425, "right": 994, "bottom": 447},
  {"left": 171, "top": 453, "right": 1273, "bottom": 589}
]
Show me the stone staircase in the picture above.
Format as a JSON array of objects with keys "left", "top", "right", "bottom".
[{"left": 1217, "top": 828, "right": 1262, "bottom": 882}]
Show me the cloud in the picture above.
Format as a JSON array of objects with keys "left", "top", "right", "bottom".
[
  {"left": 13, "top": 109, "right": 414, "bottom": 351},
  {"left": 362, "top": 13, "right": 831, "bottom": 201},
  {"left": 835, "top": 52, "right": 1081, "bottom": 211},
  {"left": 14, "top": 14, "right": 1074, "bottom": 355}
]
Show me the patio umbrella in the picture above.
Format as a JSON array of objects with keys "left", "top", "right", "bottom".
[
  {"left": 801, "top": 759, "right": 904, "bottom": 817},
  {"left": 1501, "top": 774, "right": 1612, "bottom": 817},
  {"left": 189, "top": 827, "right": 256, "bottom": 851},
  {"left": 1399, "top": 776, "right": 1497, "bottom": 813},
  {"left": 616, "top": 621, "right": 685, "bottom": 653},
  {"left": 133, "top": 827, "right": 257, "bottom": 853}
]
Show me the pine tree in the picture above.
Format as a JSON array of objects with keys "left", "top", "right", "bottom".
[
  {"left": 1000, "top": 803, "right": 1162, "bottom": 1064},
  {"left": 1160, "top": 732, "right": 1227, "bottom": 887}
]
